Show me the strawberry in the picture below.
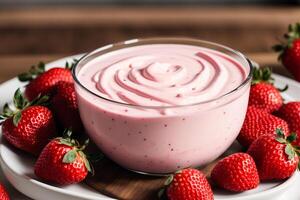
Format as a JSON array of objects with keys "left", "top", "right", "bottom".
[
  {"left": 0, "top": 184, "right": 10, "bottom": 200},
  {"left": 237, "top": 106, "right": 289, "bottom": 148},
  {"left": 249, "top": 67, "right": 284, "bottom": 113},
  {"left": 273, "top": 23, "right": 300, "bottom": 82},
  {"left": 247, "top": 129, "right": 299, "bottom": 181},
  {"left": 0, "top": 89, "right": 56, "bottom": 155},
  {"left": 34, "top": 130, "right": 91, "bottom": 185},
  {"left": 163, "top": 168, "right": 213, "bottom": 200},
  {"left": 51, "top": 81, "right": 84, "bottom": 133},
  {"left": 211, "top": 153, "right": 259, "bottom": 192},
  {"left": 18, "top": 61, "right": 77, "bottom": 101},
  {"left": 277, "top": 102, "right": 300, "bottom": 144}
]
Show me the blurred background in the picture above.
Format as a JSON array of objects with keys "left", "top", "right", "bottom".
[{"left": 0, "top": 0, "right": 299, "bottom": 82}]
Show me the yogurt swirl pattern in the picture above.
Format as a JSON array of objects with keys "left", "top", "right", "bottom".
[{"left": 79, "top": 44, "right": 247, "bottom": 107}]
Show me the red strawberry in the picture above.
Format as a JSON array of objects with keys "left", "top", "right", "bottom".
[
  {"left": 277, "top": 102, "right": 300, "bottom": 144},
  {"left": 247, "top": 129, "right": 299, "bottom": 181},
  {"left": 211, "top": 153, "right": 259, "bottom": 192},
  {"left": 273, "top": 23, "right": 300, "bottom": 82},
  {"left": 18, "top": 61, "right": 77, "bottom": 101},
  {"left": 165, "top": 168, "right": 213, "bottom": 200},
  {"left": 237, "top": 106, "right": 289, "bottom": 148},
  {"left": 51, "top": 81, "right": 84, "bottom": 133},
  {"left": 0, "top": 89, "right": 56, "bottom": 155},
  {"left": 249, "top": 67, "right": 284, "bottom": 113},
  {"left": 0, "top": 184, "right": 10, "bottom": 200},
  {"left": 34, "top": 130, "right": 91, "bottom": 185}
]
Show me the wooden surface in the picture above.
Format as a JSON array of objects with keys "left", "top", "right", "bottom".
[
  {"left": 85, "top": 156, "right": 217, "bottom": 200},
  {"left": 0, "top": 52, "right": 292, "bottom": 84},
  {"left": 0, "top": 6, "right": 299, "bottom": 55}
]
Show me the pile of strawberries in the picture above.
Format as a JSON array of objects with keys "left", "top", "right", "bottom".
[{"left": 0, "top": 60, "right": 92, "bottom": 199}]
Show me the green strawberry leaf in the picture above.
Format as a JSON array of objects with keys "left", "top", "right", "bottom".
[
  {"left": 79, "top": 151, "right": 93, "bottom": 173},
  {"left": 287, "top": 133, "right": 297, "bottom": 143},
  {"left": 78, "top": 139, "right": 89, "bottom": 151},
  {"left": 276, "top": 128, "right": 285, "bottom": 138},
  {"left": 298, "top": 161, "right": 300, "bottom": 170},
  {"left": 13, "top": 88, "right": 29, "bottom": 109},
  {"left": 276, "top": 137, "right": 286, "bottom": 144},
  {"left": 164, "top": 175, "right": 173, "bottom": 186},
  {"left": 18, "top": 62, "right": 45, "bottom": 82},
  {"left": 62, "top": 149, "right": 77, "bottom": 163},
  {"left": 65, "top": 62, "right": 70, "bottom": 69},
  {"left": 0, "top": 115, "right": 6, "bottom": 121},
  {"left": 13, "top": 111, "right": 22, "bottom": 126},
  {"left": 36, "top": 95, "right": 49, "bottom": 105},
  {"left": 37, "top": 62, "right": 45, "bottom": 73},
  {"left": 65, "top": 59, "right": 79, "bottom": 70},
  {"left": 29, "top": 94, "right": 49, "bottom": 107},
  {"left": 252, "top": 67, "right": 274, "bottom": 85},
  {"left": 2, "top": 103, "right": 14, "bottom": 118},
  {"left": 29, "top": 62, "right": 45, "bottom": 75},
  {"left": 157, "top": 188, "right": 167, "bottom": 200},
  {"left": 18, "top": 72, "right": 33, "bottom": 81},
  {"left": 13, "top": 89, "right": 24, "bottom": 109},
  {"left": 84, "top": 158, "right": 92, "bottom": 173},
  {"left": 285, "top": 144, "right": 296, "bottom": 160},
  {"left": 3, "top": 103, "right": 11, "bottom": 114},
  {"left": 58, "top": 137, "right": 74, "bottom": 147},
  {"left": 63, "top": 128, "right": 73, "bottom": 138}
]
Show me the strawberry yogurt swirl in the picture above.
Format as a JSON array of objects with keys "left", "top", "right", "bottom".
[
  {"left": 78, "top": 44, "right": 247, "bottom": 107},
  {"left": 74, "top": 41, "right": 252, "bottom": 173}
]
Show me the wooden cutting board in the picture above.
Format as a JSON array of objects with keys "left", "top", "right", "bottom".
[
  {"left": 85, "top": 142, "right": 241, "bottom": 200},
  {"left": 85, "top": 158, "right": 218, "bottom": 200}
]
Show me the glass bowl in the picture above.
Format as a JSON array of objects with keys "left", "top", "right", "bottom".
[{"left": 72, "top": 38, "right": 253, "bottom": 174}]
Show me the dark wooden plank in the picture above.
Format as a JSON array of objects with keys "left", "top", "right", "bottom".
[
  {"left": 0, "top": 6, "right": 299, "bottom": 54},
  {"left": 85, "top": 157, "right": 218, "bottom": 200}
]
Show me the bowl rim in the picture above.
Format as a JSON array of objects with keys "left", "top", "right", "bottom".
[{"left": 72, "top": 37, "right": 253, "bottom": 109}]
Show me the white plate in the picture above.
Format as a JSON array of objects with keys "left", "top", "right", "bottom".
[{"left": 0, "top": 55, "right": 299, "bottom": 200}]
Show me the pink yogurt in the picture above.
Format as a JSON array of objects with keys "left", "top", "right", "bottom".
[{"left": 73, "top": 39, "right": 252, "bottom": 174}]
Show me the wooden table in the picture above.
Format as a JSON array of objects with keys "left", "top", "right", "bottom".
[
  {"left": 0, "top": 52, "right": 292, "bottom": 84},
  {"left": 0, "top": 6, "right": 299, "bottom": 55}
]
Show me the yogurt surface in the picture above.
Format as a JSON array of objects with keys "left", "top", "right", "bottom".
[{"left": 78, "top": 44, "right": 247, "bottom": 107}]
